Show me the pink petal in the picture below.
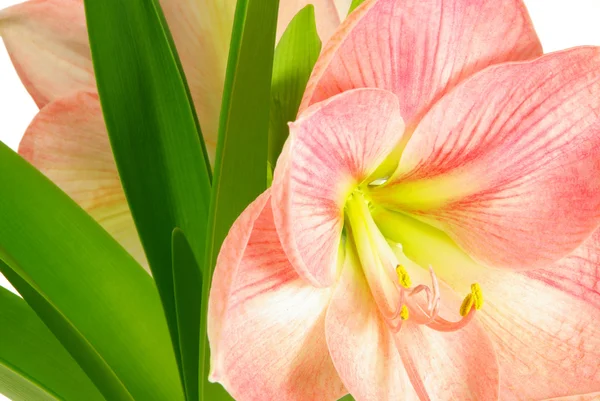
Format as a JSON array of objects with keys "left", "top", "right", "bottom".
[
  {"left": 542, "top": 394, "right": 600, "bottom": 401},
  {"left": 277, "top": 0, "right": 342, "bottom": 43},
  {"left": 393, "top": 287, "right": 500, "bottom": 400},
  {"left": 325, "top": 245, "right": 418, "bottom": 401},
  {"left": 468, "top": 230, "right": 600, "bottom": 400},
  {"left": 207, "top": 190, "right": 346, "bottom": 401},
  {"left": 0, "top": 0, "right": 94, "bottom": 108},
  {"left": 301, "top": 0, "right": 542, "bottom": 129},
  {"left": 375, "top": 47, "right": 600, "bottom": 270},
  {"left": 18, "top": 91, "right": 147, "bottom": 270},
  {"left": 272, "top": 89, "right": 404, "bottom": 287}
]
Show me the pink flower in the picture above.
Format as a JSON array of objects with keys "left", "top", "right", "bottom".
[
  {"left": 0, "top": 0, "right": 348, "bottom": 270},
  {"left": 208, "top": 0, "right": 600, "bottom": 399}
]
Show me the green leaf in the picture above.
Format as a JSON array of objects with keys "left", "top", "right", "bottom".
[
  {"left": 172, "top": 229, "right": 203, "bottom": 401},
  {"left": 338, "top": 395, "right": 356, "bottom": 401},
  {"left": 201, "top": 0, "right": 281, "bottom": 397},
  {"left": 82, "top": 0, "right": 212, "bottom": 395},
  {"left": 0, "top": 143, "right": 183, "bottom": 401},
  {"left": 0, "top": 286, "right": 104, "bottom": 401},
  {"left": 348, "top": 0, "right": 366, "bottom": 14},
  {"left": 269, "top": 5, "right": 322, "bottom": 166}
]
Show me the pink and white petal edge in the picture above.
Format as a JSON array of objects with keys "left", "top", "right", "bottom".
[
  {"left": 207, "top": 190, "right": 346, "bottom": 401},
  {"left": 300, "top": 0, "right": 542, "bottom": 130},
  {"left": 0, "top": 0, "right": 94, "bottom": 108},
  {"left": 18, "top": 91, "right": 147, "bottom": 270}
]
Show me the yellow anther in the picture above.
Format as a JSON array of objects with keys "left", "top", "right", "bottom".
[
  {"left": 396, "top": 264, "right": 412, "bottom": 288},
  {"left": 460, "top": 283, "right": 484, "bottom": 316},
  {"left": 400, "top": 305, "right": 410, "bottom": 320},
  {"left": 459, "top": 293, "right": 474, "bottom": 317},
  {"left": 471, "top": 283, "right": 484, "bottom": 310}
]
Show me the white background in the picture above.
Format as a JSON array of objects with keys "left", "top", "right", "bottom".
[{"left": 1, "top": 0, "right": 600, "bottom": 400}]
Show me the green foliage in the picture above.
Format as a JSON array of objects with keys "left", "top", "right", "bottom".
[
  {"left": 269, "top": 5, "right": 322, "bottom": 166},
  {"left": 200, "top": 0, "right": 280, "bottom": 398},
  {"left": 0, "top": 286, "right": 104, "bottom": 401},
  {"left": 82, "top": 0, "right": 211, "bottom": 397},
  {"left": 172, "top": 229, "right": 203, "bottom": 401},
  {"left": 0, "top": 143, "right": 182, "bottom": 400},
  {"left": 349, "top": 0, "right": 366, "bottom": 14}
]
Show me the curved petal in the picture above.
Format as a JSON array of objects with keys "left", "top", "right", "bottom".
[
  {"left": 158, "top": 0, "right": 236, "bottom": 163},
  {"left": 325, "top": 243, "right": 418, "bottom": 401},
  {"left": 18, "top": 91, "right": 147, "bottom": 270},
  {"left": 277, "top": 0, "right": 342, "bottom": 43},
  {"left": 272, "top": 88, "right": 405, "bottom": 287},
  {"left": 394, "top": 318, "right": 499, "bottom": 401},
  {"left": 474, "top": 231, "right": 600, "bottom": 400},
  {"left": 375, "top": 47, "right": 600, "bottom": 270},
  {"left": 207, "top": 190, "right": 346, "bottom": 401},
  {"left": 374, "top": 207, "right": 600, "bottom": 398},
  {"left": 0, "top": 0, "right": 94, "bottom": 108},
  {"left": 301, "top": 0, "right": 542, "bottom": 130}
]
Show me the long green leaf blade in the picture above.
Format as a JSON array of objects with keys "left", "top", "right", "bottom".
[
  {"left": 269, "top": 5, "right": 321, "bottom": 166},
  {"left": 201, "top": 0, "right": 280, "bottom": 397},
  {"left": 172, "top": 229, "right": 203, "bottom": 401},
  {"left": 0, "top": 286, "right": 104, "bottom": 401},
  {"left": 0, "top": 143, "right": 183, "bottom": 401},
  {"left": 82, "top": 0, "right": 212, "bottom": 394}
]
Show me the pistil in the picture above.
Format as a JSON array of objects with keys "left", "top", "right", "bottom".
[{"left": 344, "top": 188, "right": 483, "bottom": 334}]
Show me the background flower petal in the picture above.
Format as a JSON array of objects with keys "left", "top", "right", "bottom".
[
  {"left": 207, "top": 190, "right": 346, "bottom": 401},
  {"left": 376, "top": 47, "right": 600, "bottom": 270},
  {"left": 18, "top": 91, "right": 147, "bottom": 270},
  {"left": 158, "top": 0, "right": 236, "bottom": 163},
  {"left": 325, "top": 244, "right": 419, "bottom": 401},
  {"left": 0, "top": 0, "right": 94, "bottom": 108},
  {"left": 272, "top": 88, "right": 404, "bottom": 287},
  {"left": 301, "top": 0, "right": 542, "bottom": 130}
]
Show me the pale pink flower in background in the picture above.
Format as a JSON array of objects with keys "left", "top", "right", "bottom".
[
  {"left": 207, "top": 0, "right": 600, "bottom": 399},
  {"left": 0, "top": 0, "right": 349, "bottom": 269}
]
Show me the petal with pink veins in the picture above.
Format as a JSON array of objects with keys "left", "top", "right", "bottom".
[
  {"left": 381, "top": 207, "right": 600, "bottom": 399},
  {"left": 374, "top": 47, "right": 600, "bottom": 270},
  {"left": 18, "top": 91, "right": 148, "bottom": 271},
  {"left": 0, "top": 0, "right": 94, "bottom": 108},
  {"left": 394, "top": 318, "right": 499, "bottom": 401},
  {"left": 473, "top": 231, "right": 600, "bottom": 400},
  {"left": 325, "top": 243, "right": 419, "bottom": 401},
  {"left": 207, "top": 190, "right": 346, "bottom": 401},
  {"left": 272, "top": 88, "right": 404, "bottom": 287},
  {"left": 301, "top": 0, "right": 542, "bottom": 130},
  {"left": 542, "top": 394, "right": 600, "bottom": 401}
]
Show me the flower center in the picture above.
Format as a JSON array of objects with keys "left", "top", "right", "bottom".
[{"left": 343, "top": 189, "right": 483, "bottom": 333}]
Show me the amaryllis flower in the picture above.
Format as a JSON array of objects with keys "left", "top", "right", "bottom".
[
  {"left": 0, "top": 0, "right": 350, "bottom": 269},
  {"left": 207, "top": 0, "right": 600, "bottom": 399}
]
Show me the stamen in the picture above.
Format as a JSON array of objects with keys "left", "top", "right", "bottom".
[
  {"left": 400, "top": 305, "right": 410, "bottom": 320},
  {"left": 460, "top": 282, "right": 484, "bottom": 316},
  {"left": 395, "top": 264, "right": 412, "bottom": 288},
  {"left": 459, "top": 294, "right": 474, "bottom": 317}
]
